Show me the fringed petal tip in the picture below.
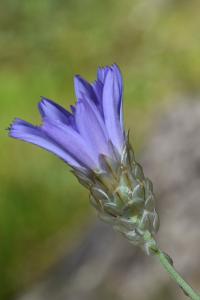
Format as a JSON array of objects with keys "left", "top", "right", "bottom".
[
  {"left": 8, "top": 118, "right": 33, "bottom": 138},
  {"left": 8, "top": 117, "right": 52, "bottom": 148},
  {"left": 97, "top": 64, "right": 122, "bottom": 82},
  {"left": 8, "top": 118, "right": 86, "bottom": 170}
]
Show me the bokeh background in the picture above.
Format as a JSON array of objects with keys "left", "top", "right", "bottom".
[{"left": 1, "top": 0, "right": 200, "bottom": 299}]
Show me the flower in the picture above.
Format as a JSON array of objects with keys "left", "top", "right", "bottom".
[
  {"left": 9, "top": 64, "right": 124, "bottom": 173},
  {"left": 9, "top": 64, "right": 159, "bottom": 254}
]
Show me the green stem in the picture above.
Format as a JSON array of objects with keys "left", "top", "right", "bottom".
[
  {"left": 155, "top": 249, "right": 200, "bottom": 300},
  {"left": 143, "top": 232, "right": 200, "bottom": 299}
]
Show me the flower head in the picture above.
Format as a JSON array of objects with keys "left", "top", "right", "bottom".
[
  {"left": 9, "top": 64, "right": 159, "bottom": 254},
  {"left": 9, "top": 64, "right": 124, "bottom": 173}
]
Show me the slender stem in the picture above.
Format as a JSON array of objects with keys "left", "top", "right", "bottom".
[
  {"left": 155, "top": 249, "right": 200, "bottom": 300},
  {"left": 143, "top": 232, "right": 200, "bottom": 299}
]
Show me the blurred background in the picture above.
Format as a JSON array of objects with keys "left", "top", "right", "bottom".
[{"left": 1, "top": 0, "right": 200, "bottom": 299}]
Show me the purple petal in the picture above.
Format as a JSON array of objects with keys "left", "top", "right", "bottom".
[
  {"left": 96, "top": 64, "right": 124, "bottom": 128},
  {"left": 91, "top": 80, "right": 104, "bottom": 114},
  {"left": 102, "top": 68, "right": 124, "bottom": 152},
  {"left": 111, "top": 65, "right": 124, "bottom": 130},
  {"left": 70, "top": 105, "right": 76, "bottom": 114},
  {"left": 76, "top": 88, "right": 107, "bottom": 135},
  {"left": 74, "top": 75, "right": 104, "bottom": 118},
  {"left": 9, "top": 118, "right": 83, "bottom": 169},
  {"left": 39, "top": 98, "right": 76, "bottom": 129},
  {"left": 75, "top": 99, "right": 110, "bottom": 160},
  {"left": 112, "top": 64, "right": 123, "bottom": 96},
  {"left": 74, "top": 75, "right": 98, "bottom": 105},
  {"left": 42, "top": 120, "right": 98, "bottom": 169},
  {"left": 97, "top": 66, "right": 109, "bottom": 83}
]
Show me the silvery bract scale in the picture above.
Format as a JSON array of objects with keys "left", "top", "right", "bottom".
[{"left": 73, "top": 134, "right": 159, "bottom": 252}]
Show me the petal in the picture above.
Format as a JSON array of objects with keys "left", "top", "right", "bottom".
[
  {"left": 74, "top": 75, "right": 104, "bottom": 118},
  {"left": 102, "top": 68, "right": 124, "bottom": 152},
  {"left": 97, "top": 66, "right": 109, "bottom": 83},
  {"left": 92, "top": 80, "right": 103, "bottom": 101},
  {"left": 76, "top": 90, "right": 107, "bottom": 136},
  {"left": 74, "top": 75, "right": 98, "bottom": 105},
  {"left": 42, "top": 120, "right": 98, "bottom": 169},
  {"left": 39, "top": 97, "right": 76, "bottom": 129},
  {"left": 112, "top": 64, "right": 123, "bottom": 96},
  {"left": 9, "top": 118, "right": 82, "bottom": 169},
  {"left": 75, "top": 99, "right": 110, "bottom": 159},
  {"left": 111, "top": 64, "right": 124, "bottom": 130},
  {"left": 91, "top": 80, "right": 104, "bottom": 115},
  {"left": 96, "top": 64, "right": 124, "bottom": 129}
]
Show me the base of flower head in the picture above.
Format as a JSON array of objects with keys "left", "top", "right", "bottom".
[
  {"left": 74, "top": 135, "right": 160, "bottom": 255},
  {"left": 97, "top": 211, "right": 159, "bottom": 255}
]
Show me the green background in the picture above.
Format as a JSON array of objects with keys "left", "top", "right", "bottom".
[{"left": 1, "top": 0, "right": 200, "bottom": 298}]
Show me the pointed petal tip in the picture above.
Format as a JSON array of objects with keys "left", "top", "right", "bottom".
[
  {"left": 74, "top": 74, "right": 87, "bottom": 85},
  {"left": 74, "top": 74, "right": 98, "bottom": 106},
  {"left": 73, "top": 74, "right": 80, "bottom": 86},
  {"left": 38, "top": 96, "right": 55, "bottom": 109},
  {"left": 38, "top": 96, "right": 52, "bottom": 117},
  {"left": 38, "top": 97, "right": 75, "bottom": 127},
  {"left": 74, "top": 74, "right": 81, "bottom": 80}
]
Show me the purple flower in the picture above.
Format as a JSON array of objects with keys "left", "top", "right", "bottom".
[
  {"left": 9, "top": 64, "right": 160, "bottom": 249},
  {"left": 9, "top": 64, "right": 125, "bottom": 172}
]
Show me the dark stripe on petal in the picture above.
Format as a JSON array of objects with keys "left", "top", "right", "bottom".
[
  {"left": 111, "top": 64, "right": 124, "bottom": 130},
  {"left": 74, "top": 75, "right": 98, "bottom": 105},
  {"left": 74, "top": 75, "right": 104, "bottom": 119}
]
